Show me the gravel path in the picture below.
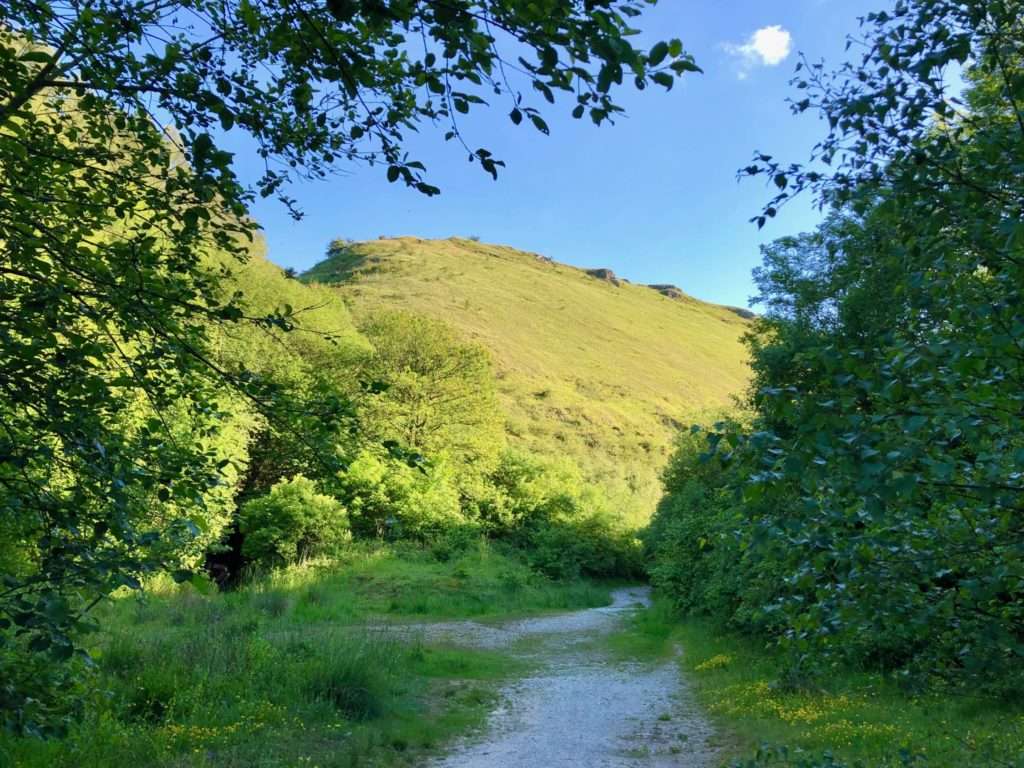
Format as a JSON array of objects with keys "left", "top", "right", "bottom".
[{"left": 424, "top": 587, "right": 721, "bottom": 768}]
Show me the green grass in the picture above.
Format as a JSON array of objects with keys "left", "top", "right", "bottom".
[
  {"left": 302, "top": 237, "right": 751, "bottom": 525},
  {"left": 243, "top": 540, "right": 613, "bottom": 621},
  {"left": 600, "top": 599, "right": 680, "bottom": 662},
  {"left": 621, "top": 601, "right": 1024, "bottom": 767},
  {"left": 0, "top": 545, "right": 607, "bottom": 768}
]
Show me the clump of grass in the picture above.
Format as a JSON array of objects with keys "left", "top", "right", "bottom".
[
  {"left": 304, "top": 637, "right": 397, "bottom": 721},
  {"left": 602, "top": 598, "right": 678, "bottom": 661},
  {"left": 249, "top": 588, "right": 293, "bottom": 618}
]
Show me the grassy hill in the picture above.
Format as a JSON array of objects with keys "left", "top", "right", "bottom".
[{"left": 302, "top": 237, "right": 750, "bottom": 524}]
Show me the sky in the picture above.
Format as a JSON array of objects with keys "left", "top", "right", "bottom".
[{"left": 231, "top": 0, "right": 885, "bottom": 310}]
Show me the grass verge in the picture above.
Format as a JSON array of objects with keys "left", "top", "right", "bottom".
[
  {"left": 0, "top": 544, "right": 606, "bottom": 768},
  {"left": 625, "top": 600, "right": 1024, "bottom": 768}
]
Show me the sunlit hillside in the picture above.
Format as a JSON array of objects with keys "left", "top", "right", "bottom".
[{"left": 303, "top": 237, "right": 751, "bottom": 523}]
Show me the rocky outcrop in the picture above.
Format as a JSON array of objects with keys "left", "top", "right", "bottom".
[
  {"left": 585, "top": 268, "right": 621, "bottom": 286},
  {"left": 722, "top": 305, "right": 756, "bottom": 320},
  {"left": 647, "top": 283, "right": 686, "bottom": 300}
]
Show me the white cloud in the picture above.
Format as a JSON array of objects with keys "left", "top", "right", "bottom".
[{"left": 724, "top": 25, "right": 793, "bottom": 78}]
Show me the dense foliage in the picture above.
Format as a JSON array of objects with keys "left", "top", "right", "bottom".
[
  {"left": 239, "top": 476, "right": 350, "bottom": 568},
  {"left": 649, "top": 0, "right": 1024, "bottom": 695},
  {"left": 357, "top": 310, "right": 504, "bottom": 483}
]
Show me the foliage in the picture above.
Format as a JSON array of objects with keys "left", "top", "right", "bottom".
[
  {"left": 648, "top": 0, "right": 1024, "bottom": 696},
  {"left": 357, "top": 310, "right": 504, "bottom": 480},
  {"left": 324, "top": 442, "right": 642, "bottom": 581},
  {"left": 646, "top": 424, "right": 797, "bottom": 641},
  {"left": 522, "top": 512, "right": 641, "bottom": 580},
  {"left": 239, "top": 476, "right": 350, "bottom": 568},
  {"left": 0, "top": 44, "right": 258, "bottom": 734},
  {"left": 483, "top": 449, "right": 644, "bottom": 579},
  {"left": 3, "top": 0, "right": 697, "bottom": 204},
  {"left": 334, "top": 448, "right": 466, "bottom": 540}
]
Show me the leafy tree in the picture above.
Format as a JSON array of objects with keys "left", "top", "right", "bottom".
[
  {"left": 653, "top": 0, "right": 1024, "bottom": 691},
  {"left": 3, "top": 0, "right": 698, "bottom": 204},
  {"left": 482, "top": 449, "right": 641, "bottom": 578},
  {"left": 335, "top": 448, "right": 464, "bottom": 539},
  {"left": 358, "top": 311, "right": 504, "bottom": 479}
]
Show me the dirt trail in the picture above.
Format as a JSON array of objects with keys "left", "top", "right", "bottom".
[{"left": 421, "top": 587, "right": 721, "bottom": 768}]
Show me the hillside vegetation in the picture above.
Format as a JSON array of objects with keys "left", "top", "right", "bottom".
[{"left": 303, "top": 237, "right": 751, "bottom": 523}]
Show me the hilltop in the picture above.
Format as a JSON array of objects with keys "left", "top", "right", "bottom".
[{"left": 302, "top": 237, "right": 751, "bottom": 523}]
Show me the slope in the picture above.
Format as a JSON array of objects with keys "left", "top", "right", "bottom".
[{"left": 303, "top": 237, "right": 750, "bottom": 524}]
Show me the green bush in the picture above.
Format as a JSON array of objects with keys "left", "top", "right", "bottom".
[
  {"left": 334, "top": 449, "right": 467, "bottom": 540},
  {"left": 524, "top": 513, "right": 642, "bottom": 580},
  {"left": 239, "top": 476, "right": 350, "bottom": 568},
  {"left": 644, "top": 427, "right": 791, "bottom": 636},
  {"left": 479, "top": 450, "right": 642, "bottom": 579}
]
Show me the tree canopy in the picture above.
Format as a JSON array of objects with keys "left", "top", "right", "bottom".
[{"left": 3, "top": 0, "right": 698, "bottom": 202}]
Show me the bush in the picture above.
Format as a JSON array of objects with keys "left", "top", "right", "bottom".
[
  {"left": 525, "top": 513, "right": 642, "bottom": 580},
  {"left": 644, "top": 428, "right": 788, "bottom": 635},
  {"left": 239, "top": 476, "right": 350, "bottom": 568},
  {"left": 480, "top": 450, "right": 643, "bottom": 579},
  {"left": 334, "top": 449, "right": 467, "bottom": 540}
]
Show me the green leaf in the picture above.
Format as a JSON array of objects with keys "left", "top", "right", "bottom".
[
  {"left": 648, "top": 41, "right": 669, "bottom": 66},
  {"left": 651, "top": 72, "right": 673, "bottom": 90}
]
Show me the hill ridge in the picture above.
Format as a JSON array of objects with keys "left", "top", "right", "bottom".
[{"left": 302, "top": 236, "right": 750, "bottom": 523}]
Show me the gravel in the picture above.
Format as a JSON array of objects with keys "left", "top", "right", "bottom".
[{"left": 421, "top": 587, "right": 722, "bottom": 768}]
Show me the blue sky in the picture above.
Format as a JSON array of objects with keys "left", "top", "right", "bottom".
[{"left": 233, "top": 0, "right": 883, "bottom": 310}]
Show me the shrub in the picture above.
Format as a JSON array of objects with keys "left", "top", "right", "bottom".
[
  {"left": 335, "top": 449, "right": 466, "bottom": 540},
  {"left": 239, "top": 476, "right": 350, "bottom": 568},
  {"left": 644, "top": 428, "right": 788, "bottom": 635},
  {"left": 525, "top": 513, "right": 642, "bottom": 580},
  {"left": 481, "top": 450, "right": 643, "bottom": 579}
]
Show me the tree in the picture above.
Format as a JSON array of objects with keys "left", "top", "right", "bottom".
[
  {"left": 3, "top": 0, "right": 698, "bottom": 203},
  {"left": 358, "top": 311, "right": 504, "bottom": 477},
  {"left": 678, "top": 0, "right": 1024, "bottom": 690},
  {"left": 1, "top": 0, "right": 694, "bottom": 731},
  {"left": 239, "top": 475, "right": 350, "bottom": 568}
]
